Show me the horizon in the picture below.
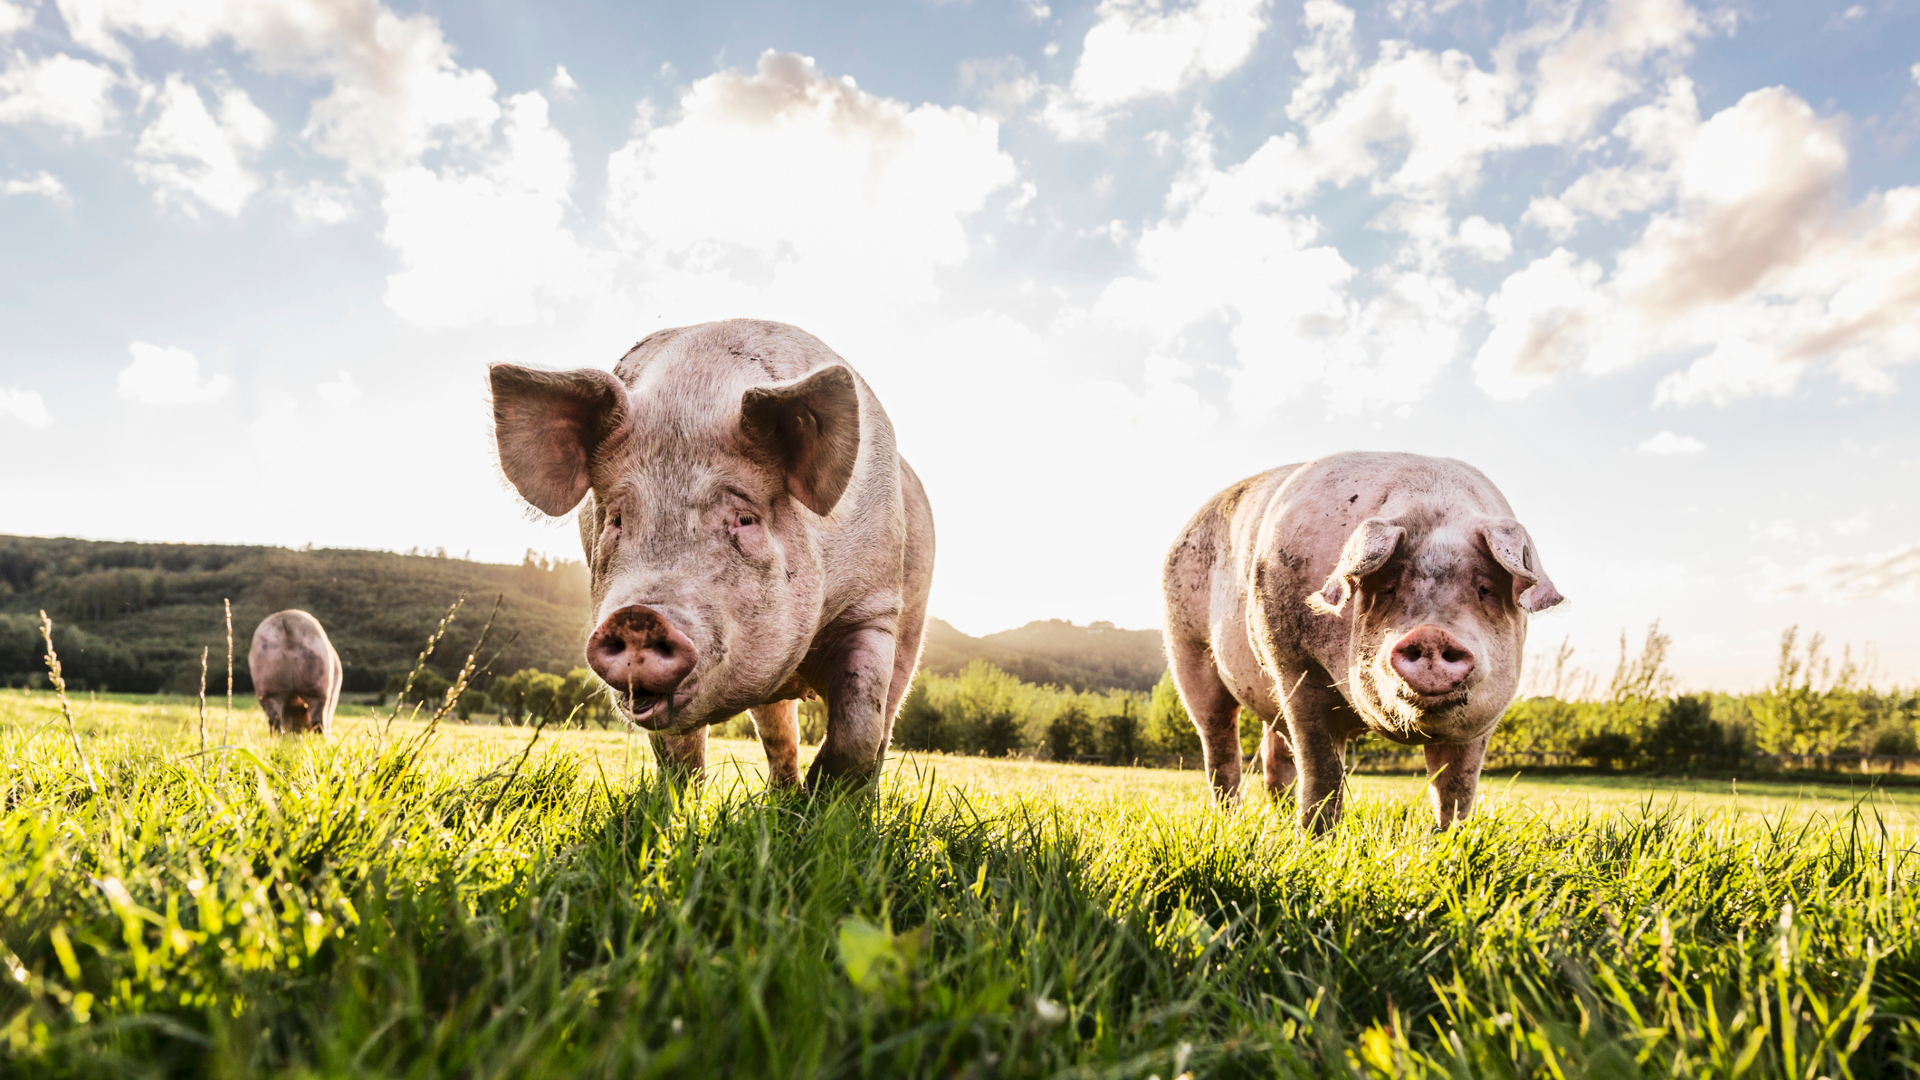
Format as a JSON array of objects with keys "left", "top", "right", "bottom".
[
  {"left": 4, "top": 0, "right": 1918, "bottom": 690},
  {"left": 8, "top": 528, "right": 1903, "bottom": 699}
]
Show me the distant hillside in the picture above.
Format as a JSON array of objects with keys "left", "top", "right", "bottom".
[
  {"left": 0, "top": 534, "right": 1169, "bottom": 699},
  {"left": 921, "top": 618, "right": 1165, "bottom": 693},
  {"left": 0, "top": 535, "right": 590, "bottom": 694}
]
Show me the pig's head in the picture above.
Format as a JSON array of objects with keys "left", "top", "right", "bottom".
[
  {"left": 489, "top": 356, "right": 860, "bottom": 733},
  {"left": 1307, "top": 514, "right": 1563, "bottom": 742}
]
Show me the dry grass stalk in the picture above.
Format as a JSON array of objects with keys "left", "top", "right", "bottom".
[
  {"left": 224, "top": 598, "right": 234, "bottom": 738},
  {"left": 380, "top": 594, "right": 467, "bottom": 740},
  {"left": 431, "top": 594, "right": 504, "bottom": 727},
  {"left": 37, "top": 610, "right": 97, "bottom": 794},
  {"left": 198, "top": 646, "right": 209, "bottom": 755}
]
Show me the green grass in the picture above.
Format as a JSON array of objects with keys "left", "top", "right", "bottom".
[{"left": 2, "top": 690, "right": 1917, "bottom": 1077}]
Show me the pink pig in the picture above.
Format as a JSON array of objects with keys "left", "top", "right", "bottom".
[
  {"left": 1162, "top": 452, "right": 1564, "bottom": 831},
  {"left": 249, "top": 609, "right": 343, "bottom": 735},
  {"left": 490, "top": 320, "right": 934, "bottom": 789}
]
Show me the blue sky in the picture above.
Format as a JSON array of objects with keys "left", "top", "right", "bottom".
[{"left": 3, "top": 0, "right": 1919, "bottom": 690}]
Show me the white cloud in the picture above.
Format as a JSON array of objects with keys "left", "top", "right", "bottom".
[
  {"left": 316, "top": 369, "right": 359, "bottom": 405},
  {"left": 605, "top": 51, "right": 1017, "bottom": 313},
  {"left": 132, "top": 74, "right": 274, "bottom": 216},
  {"left": 1480, "top": 83, "right": 1920, "bottom": 406},
  {"left": 1773, "top": 544, "right": 1920, "bottom": 602},
  {"left": 1523, "top": 77, "right": 1699, "bottom": 238},
  {"left": 0, "top": 386, "right": 51, "bottom": 427},
  {"left": 56, "top": 0, "right": 499, "bottom": 177},
  {"left": 1273, "top": 0, "right": 1708, "bottom": 204},
  {"left": 1510, "top": 0, "right": 1705, "bottom": 146},
  {"left": 959, "top": 55, "right": 1038, "bottom": 121},
  {"left": 381, "top": 91, "right": 598, "bottom": 328},
  {"left": 549, "top": 64, "right": 577, "bottom": 96},
  {"left": 1093, "top": 111, "right": 1360, "bottom": 411},
  {"left": 0, "top": 50, "right": 118, "bottom": 135},
  {"left": 281, "top": 177, "right": 352, "bottom": 224},
  {"left": 2, "top": 169, "right": 69, "bottom": 201},
  {"left": 1041, "top": 0, "right": 1271, "bottom": 139},
  {"left": 0, "top": 0, "right": 35, "bottom": 37},
  {"left": 1473, "top": 247, "right": 1605, "bottom": 398},
  {"left": 115, "top": 342, "right": 234, "bottom": 404},
  {"left": 1637, "top": 430, "right": 1703, "bottom": 454}
]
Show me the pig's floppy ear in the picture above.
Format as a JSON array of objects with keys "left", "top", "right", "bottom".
[
  {"left": 491, "top": 364, "right": 631, "bottom": 517},
  {"left": 740, "top": 365, "right": 861, "bottom": 516},
  {"left": 1477, "top": 518, "right": 1564, "bottom": 613},
  {"left": 1306, "top": 518, "right": 1405, "bottom": 615}
]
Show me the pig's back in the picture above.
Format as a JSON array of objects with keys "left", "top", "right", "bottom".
[{"left": 249, "top": 610, "right": 338, "bottom": 695}]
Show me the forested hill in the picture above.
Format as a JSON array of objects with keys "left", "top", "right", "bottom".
[
  {"left": 0, "top": 535, "right": 589, "bottom": 694},
  {"left": 0, "top": 534, "right": 1168, "bottom": 698},
  {"left": 921, "top": 618, "right": 1166, "bottom": 693}
]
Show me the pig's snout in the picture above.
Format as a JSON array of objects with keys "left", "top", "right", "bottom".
[
  {"left": 588, "top": 606, "right": 698, "bottom": 697},
  {"left": 1390, "top": 625, "right": 1476, "bottom": 697}
]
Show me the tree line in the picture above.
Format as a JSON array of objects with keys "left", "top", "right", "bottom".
[
  {"left": 1482, "top": 624, "right": 1919, "bottom": 771},
  {"left": 847, "top": 625, "right": 1920, "bottom": 773}
]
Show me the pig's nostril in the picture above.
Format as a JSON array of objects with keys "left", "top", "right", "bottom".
[{"left": 1442, "top": 647, "right": 1469, "bottom": 664}]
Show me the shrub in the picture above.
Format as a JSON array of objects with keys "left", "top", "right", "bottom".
[
  {"left": 1044, "top": 703, "right": 1092, "bottom": 761},
  {"left": 384, "top": 668, "right": 451, "bottom": 709},
  {"left": 1638, "top": 693, "right": 1738, "bottom": 770},
  {"left": 1099, "top": 701, "right": 1140, "bottom": 765}
]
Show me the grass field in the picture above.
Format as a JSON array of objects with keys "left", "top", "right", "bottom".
[{"left": 3, "top": 689, "right": 1917, "bottom": 1077}]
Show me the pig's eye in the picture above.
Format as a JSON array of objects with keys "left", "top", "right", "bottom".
[
  {"left": 736, "top": 513, "right": 758, "bottom": 528},
  {"left": 608, "top": 509, "right": 622, "bottom": 531},
  {"left": 1477, "top": 582, "right": 1494, "bottom": 602}
]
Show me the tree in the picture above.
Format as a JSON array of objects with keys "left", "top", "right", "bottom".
[
  {"left": 1639, "top": 694, "right": 1736, "bottom": 770},
  {"left": 385, "top": 668, "right": 451, "bottom": 710},
  {"left": 980, "top": 710, "right": 1022, "bottom": 758},
  {"left": 1751, "top": 627, "right": 1866, "bottom": 759},
  {"left": 1606, "top": 622, "right": 1674, "bottom": 736},
  {"left": 1145, "top": 673, "right": 1202, "bottom": 756},
  {"left": 522, "top": 672, "right": 568, "bottom": 724},
  {"left": 892, "top": 682, "right": 945, "bottom": 751},
  {"left": 1100, "top": 699, "right": 1140, "bottom": 765},
  {"left": 1573, "top": 731, "right": 1635, "bottom": 771},
  {"left": 560, "top": 667, "right": 612, "bottom": 727},
  {"left": 1045, "top": 702, "right": 1092, "bottom": 761}
]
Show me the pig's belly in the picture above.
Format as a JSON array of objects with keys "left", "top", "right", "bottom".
[{"left": 1210, "top": 610, "right": 1278, "bottom": 723}]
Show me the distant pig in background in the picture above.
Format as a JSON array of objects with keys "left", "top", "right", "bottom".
[
  {"left": 249, "top": 609, "right": 343, "bottom": 735},
  {"left": 1162, "top": 451, "right": 1564, "bottom": 831},
  {"left": 490, "top": 319, "right": 935, "bottom": 790}
]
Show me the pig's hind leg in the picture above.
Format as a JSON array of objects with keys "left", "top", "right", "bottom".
[
  {"left": 1167, "top": 635, "right": 1244, "bottom": 802},
  {"left": 1261, "top": 721, "right": 1298, "bottom": 799},
  {"left": 749, "top": 700, "right": 803, "bottom": 789}
]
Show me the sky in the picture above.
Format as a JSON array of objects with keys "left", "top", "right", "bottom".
[{"left": 2, "top": 0, "right": 1919, "bottom": 692}]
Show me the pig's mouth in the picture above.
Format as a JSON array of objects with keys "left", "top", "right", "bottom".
[
  {"left": 614, "top": 683, "right": 699, "bottom": 730},
  {"left": 1403, "top": 687, "right": 1470, "bottom": 710}
]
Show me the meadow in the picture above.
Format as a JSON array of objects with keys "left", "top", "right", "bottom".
[{"left": 2, "top": 689, "right": 1917, "bottom": 1077}]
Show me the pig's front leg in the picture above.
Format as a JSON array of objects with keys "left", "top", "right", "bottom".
[
  {"left": 803, "top": 626, "right": 896, "bottom": 790},
  {"left": 1280, "top": 677, "right": 1349, "bottom": 835},
  {"left": 749, "top": 699, "right": 803, "bottom": 789},
  {"left": 649, "top": 727, "right": 709, "bottom": 782},
  {"left": 1424, "top": 733, "right": 1489, "bottom": 829}
]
